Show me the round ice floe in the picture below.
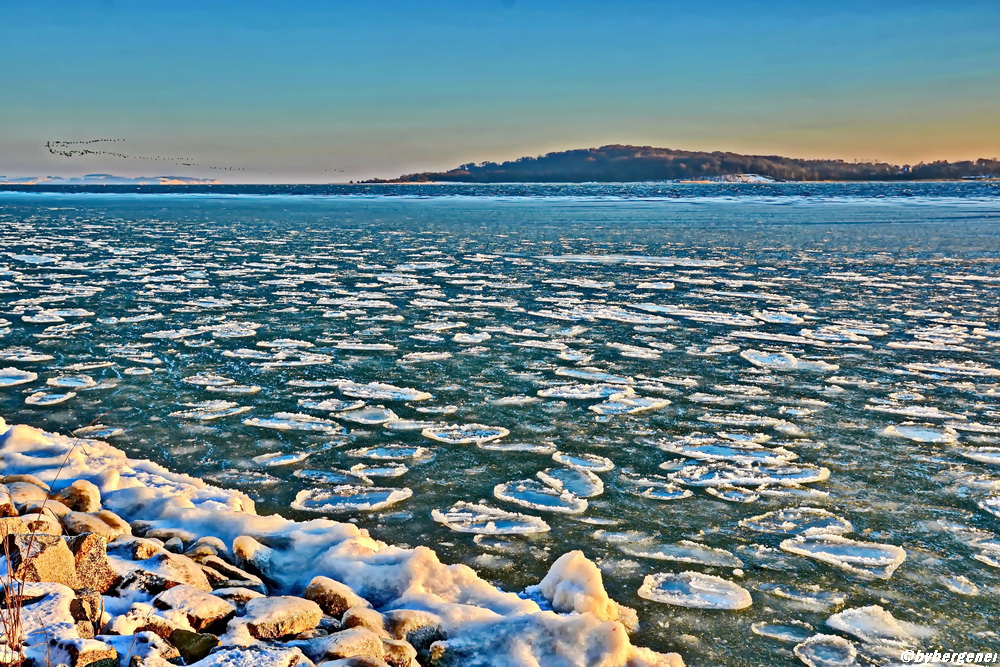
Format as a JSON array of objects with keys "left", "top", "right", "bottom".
[
  {"left": 293, "top": 469, "right": 370, "bottom": 485},
  {"left": 479, "top": 441, "right": 558, "bottom": 454},
  {"left": 740, "top": 349, "right": 839, "bottom": 372},
  {"left": 754, "top": 582, "right": 845, "bottom": 609},
  {"left": 207, "top": 384, "right": 261, "bottom": 395},
  {"left": 705, "top": 485, "right": 760, "bottom": 503},
  {"left": 181, "top": 373, "right": 235, "bottom": 387},
  {"left": 669, "top": 462, "right": 829, "bottom": 487},
  {"left": 336, "top": 406, "right": 398, "bottom": 425},
  {"left": 46, "top": 375, "right": 96, "bottom": 389},
  {"left": 753, "top": 310, "right": 805, "bottom": 324},
  {"left": 659, "top": 440, "right": 796, "bottom": 465},
  {"left": 793, "top": 634, "right": 857, "bottom": 667},
  {"left": 422, "top": 423, "right": 509, "bottom": 444},
  {"left": 780, "top": 534, "right": 906, "bottom": 579},
  {"left": 904, "top": 361, "right": 1000, "bottom": 377},
  {"left": 347, "top": 445, "right": 433, "bottom": 461},
  {"left": 350, "top": 462, "right": 408, "bottom": 478},
  {"left": 621, "top": 540, "right": 743, "bottom": 567},
  {"left": 556, "top": 368, "right": 633, "bottom": 384},
  {"left": 589, "top": 397, "right": 671, "bottom": 415},
  {"left": 493, "top": 479, "right": 588, "bottom": 514},
  {"left": 961, "top": 447, "right": 1000, "bottom": 465},
  {"left": 170, "top": 401, "right": 252, "bottom": 421},
  {"left": 298, "top": 397, "right": 367, "bottom": 412},
  {"left": 751, "top": 621, "right": 813, "bottom": 643},
  {"left": 292, "top": 485, "right": 413, "bottom": 513},
  {"left": 400, "top": 351, "right": 451, "bottom": 362},
  {"left": 551, "top": 451, "right": 614, "bottom": 472},
  {"left": 335, "top": 380, "right": 431, "bottom": 402},
  {"left": 884, "top": 423, "right": 958, "bottom": 444},
  {"left": 0, "top": 367, "right": 37, "bottom": 388},
  {"left": 432, "top": 501, "right": 550, "bottom": 535},
  {"left": 252, "top": 451, "right": 311, "bottom": 467},
  {"left": 538, "top": 383, "right": 635, "bottom": 400},
  {"left": 979, "top": 497, "right": 1000, "bottom": 519},
  {"left": 637, "top": 571, "right": 752, "bottom": 610},
  {"left": 740, "top": 507, "right": 853, "bottom": 536},
  {"left": 244, "top": 412, "right": 344, "bottom": 433},
  {"left": 24, "top": 391, "right": 76, "bottom": 406},
  {"left": 537, "top": 467, "right": 604, "bottom": 498},
  {"left": 206, "top": 470, "right": 282, "bottom": 486},
  {"left": 619, "top": 472, "right": 693, "bottom": 501},
  {"left": 826, "top": 605, "right": 919, "bottom": 648}
]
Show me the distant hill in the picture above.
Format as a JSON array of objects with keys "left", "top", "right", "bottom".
[
  {"left": 0, "top": 174, "right": 222, "bottom": 185},
  {"left": 371, "top": 145, "right": 1000, "bottom": 183}
]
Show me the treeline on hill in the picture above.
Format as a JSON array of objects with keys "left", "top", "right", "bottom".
[{"left": 373, "top": 145, "right": 1000, "bottom": 183}]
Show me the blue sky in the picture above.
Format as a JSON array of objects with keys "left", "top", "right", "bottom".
[{"left": 2, "top": 1, "right": 997, "bottom": 182}]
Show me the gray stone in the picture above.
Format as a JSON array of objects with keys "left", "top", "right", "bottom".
[
  {"left": 305, "top": 576, "right": 371, "bottom": 617},
  {"left": 67, "top": 533, "right": 122, "bottom": 594},
  {"left": 381, "top": 639, "right": 418, "bottom": 667},
  {"left": 342, "top": 607, "right": 388, "bottom": 638},
  {"left": 169, "top": 628, "right": 220, "bottom": 663},
  {"left": 6, "top": 533, "right": 78, "bottom": 587},
  {"left": 242, "top": 595, "right": 323, "bottom": 640},
  {"left": 2, "top": 474, "right": 50, "bottom": 491},
  {"left": 307, "top": 628, "right": 384, "bottom": 663},
  {"left": 154, "top": 584, "right": 236, "bottom": 631},
  {"left": 187, "top": 645, "right": 310, "bottom": 666},
  {"left": 55, "top": 479, "right": 102, "bottom": 513},
  {"left": 62, "top": 512, "right": 122, "bottom": 540}
]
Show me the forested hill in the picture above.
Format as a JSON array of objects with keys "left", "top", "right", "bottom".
[{"left": 373, "top": 145, "right": 1000, "bottom": 183}]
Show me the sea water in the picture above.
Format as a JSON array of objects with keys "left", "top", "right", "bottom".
[{"left": 0, "top": 182, "right": 998, "bottom": 665}]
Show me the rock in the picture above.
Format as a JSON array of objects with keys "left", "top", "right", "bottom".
[
  {"left": 93, "top": 510, "right": 131, "bottom": 537},
  {"left": 154, "top": 584, "right": 236, "bottom": 631},
  {"left": 62, "top": 512, "right": 122, "bottom": 540},
  {"left": 63, "top": 638, "right": 117, "bottom": 667},
  {"left": 307, "top": 628, "right": 384, "bottom": 663},
  {"left": 187, "top": 645, "right": 310, "bottom": 666},
  {"left": 169, "top": 628, "right": 220, "bottom": 663},
  {"left": 145, "top": 527, "right": 196, "bottom": 544},
  {"left": 305, "top": 577, "right": 371, "bottom": 617},
  {"left": 7, "top": 482, "right": 50, "bottom": 511},
  {"left": 381, "top": 639, "right": 418, "bottom": 667},
  {"left": 20, "top": 511, "right": 62, "bottom": 535},
  {"left": 317, "top": 658, "right": 391, "bottom": 667},
  {"left": 114, "top": 550, "right": 213, "bottom": 593},
  {"left": 6, "top": 533, "right": 79, "bottom": 587},
  {"left": 164, "top": 536, "right": 185, "bottom": 553},
  {"left": 0, "top": 515, "right": 29, "bottom": 537},
  {"left": 342, "top": 607, "right": 388, "bottom": 638},
  {"left": 70, "top": 587, "right": 105, "bottom": 626},
  {"left": 107, "top": 602, "right": 187, "bottom": 639},
  {"left": 55, "top": 479, "right": 102, "bottom": 513},
  {"left": 67, "top": 533, "right": 122, "bottom": 594},
  {"left": 97, "top": 632, "right": 181, "bottom": 665},
  {"left": 232, "top": 535, "right": 274, "bottom": 579},
  {"left": 186, "top": 542, "right": 221, "bottom": 560},
  {"left": 241, "top": 595, "right": 323, "bottom": 640},
  {"left": 76, "top": 618, "right": 97, "bottom": 639},
  {"left": 108, "top": 536, "right": 163, "bottom": 560},
  {"left": 198, "top": 554, "right": 263, "bottom": 586},
  {"left": 22, "top": 497, "right": 72, "bottom": 517},
  {"left": 212, "top": 586, "right": 265, "bottom": 610},
  {"left": 381, "top": 610, "right": 444, "bottom": 652},
  {"left": 3, "top": 474, "right": 50, "bottom": 491},
  {"left": 0, "top": 485, "right": 17, "bottom": 517}
]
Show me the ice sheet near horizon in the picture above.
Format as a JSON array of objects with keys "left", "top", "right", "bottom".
[{"left": 0, "top": 184, "right": 998, "bottom": 665}]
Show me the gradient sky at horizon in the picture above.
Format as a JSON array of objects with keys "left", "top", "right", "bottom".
[{"left": 2, "top": 0, "right": 998, "bottom": 183}]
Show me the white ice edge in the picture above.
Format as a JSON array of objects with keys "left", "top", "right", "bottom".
[{"left": 0, "top": 417, "right": 681, "bottom": 667}]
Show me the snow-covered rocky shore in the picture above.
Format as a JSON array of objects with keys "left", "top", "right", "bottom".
[{"left": 0, "top": 418, "right": 683, "bottom": 667}]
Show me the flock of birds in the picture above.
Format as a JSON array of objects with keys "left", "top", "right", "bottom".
[{"left": 44, "top": 138, "right": 346, "bottom": 176}]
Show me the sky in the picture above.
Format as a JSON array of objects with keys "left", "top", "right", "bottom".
[{"left": 1, "top": 0, "right": 998, "bottom": 183}]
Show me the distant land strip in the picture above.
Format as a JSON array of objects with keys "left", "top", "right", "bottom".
[{"left": 365, "top": 145, "right": 1000, "bottom": 183}]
